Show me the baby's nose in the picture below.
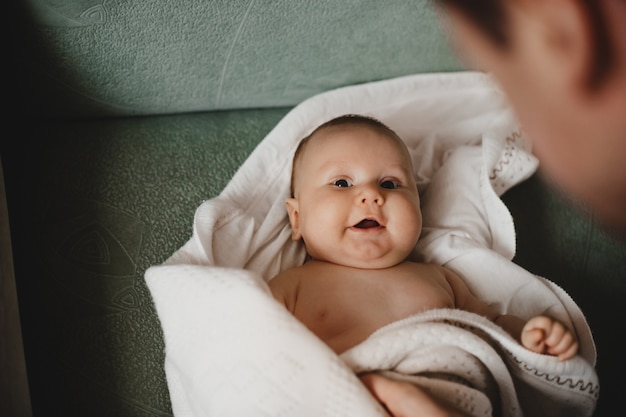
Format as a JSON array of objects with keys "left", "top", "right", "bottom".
[{"left": 357, "top": 185, "right": 384, "bottom": 206}]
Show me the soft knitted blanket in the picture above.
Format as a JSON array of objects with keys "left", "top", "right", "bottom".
[{"left": 145, "top": 72, "right": 598, "bottom": 416}]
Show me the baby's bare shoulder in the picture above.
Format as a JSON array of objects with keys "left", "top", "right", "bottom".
[
  {"left": 268, "top": 266, "right": 302, "bottom": 309},
  {"left": 268, "top": 261, "right": 340, "bottom": 307}
]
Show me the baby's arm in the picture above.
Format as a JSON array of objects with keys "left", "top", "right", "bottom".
[{"left": 444, "top": 267, "right": 578, "bottom": 360}]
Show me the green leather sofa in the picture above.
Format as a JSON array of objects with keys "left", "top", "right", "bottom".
[{"left": 2, "top": 1, "right": 624, "bottom": 416}]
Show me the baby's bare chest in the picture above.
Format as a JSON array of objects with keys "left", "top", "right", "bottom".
[{"left": 292, "top": 263, "right": 455, "bottom": 352}]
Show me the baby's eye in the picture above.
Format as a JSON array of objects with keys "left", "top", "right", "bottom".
[
  {"left": 333, "top": 179, "right": 352, "bottom": 188},
  {"left": 380, "top": 180, "right": 398, "bottom": 189}
]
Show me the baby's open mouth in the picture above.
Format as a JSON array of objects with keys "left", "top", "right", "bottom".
[{"left": 354, "top": 219, "right": 381, "bottom": 229}]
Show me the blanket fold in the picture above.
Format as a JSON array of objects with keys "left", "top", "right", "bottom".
[
  {"left": 145, "top": 71, "right": 598, "bottom": 416},
  {"left": 342, "top": 309, "right": 599, "bottom": 417}
]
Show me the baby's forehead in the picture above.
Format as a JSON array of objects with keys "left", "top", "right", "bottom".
[
  {"left": 294, "top": 129, "right": 413, "bottom": 186},
  {"left": 291, "top": 122, "right": 413, "bottom": 195},
  {"left": 309, "top": 123, "right": 405, "bottom": 150}
]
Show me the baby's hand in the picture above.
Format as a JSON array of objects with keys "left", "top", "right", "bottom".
[
  {"left": 521, "top": 316, "right": 579, "bottom": 361},
  {"left": 360, "top": 373, "right": 468, "bottom": 417}
]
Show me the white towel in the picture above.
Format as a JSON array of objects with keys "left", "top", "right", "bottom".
[{"left": 145, "top": 71, "right": 598, "bottom": 416}]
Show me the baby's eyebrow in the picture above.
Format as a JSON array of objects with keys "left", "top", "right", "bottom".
[
  {"left": 317, "top": 160, "right": 350, "bottom": 174},
  {"left": 384, "top": 163, "right": 413, "bottom": 177}
]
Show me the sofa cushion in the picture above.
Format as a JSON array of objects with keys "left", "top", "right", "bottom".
[
  {"left": 4, "top": 108, "right": 290, "bottom": 416},
  {"left": 22, "top": 0, "right": 461, "bottom": 118}
]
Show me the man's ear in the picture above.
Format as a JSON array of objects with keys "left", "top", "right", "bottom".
[
  {"left": 285, "top": 198, "right": 302, "bottom": 240},
  {"left": 521, "top": 0, "right": 593, "bottom": 92}
]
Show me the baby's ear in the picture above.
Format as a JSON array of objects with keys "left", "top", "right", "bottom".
[{"left": 285, "top": 198, "right": 302, "bottom": 240}]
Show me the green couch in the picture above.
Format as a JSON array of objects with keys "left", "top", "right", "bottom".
[{"left": 2, "top": 1, "right": 624, "bottom": 416}]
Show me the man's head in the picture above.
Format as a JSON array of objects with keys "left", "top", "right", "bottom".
[
  {"left": 287, "top": 115, "right": 422, "bottom": 269},
  {"left": 435, "top": 0, "right": 616, "bottom": 90},
  {"left": 434, "top": 0, "right": 626, "bottom": 234}
]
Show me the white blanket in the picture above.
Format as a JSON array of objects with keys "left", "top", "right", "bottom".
[{"left": 145, "top": 71, "right": 599, "bottom": 416}]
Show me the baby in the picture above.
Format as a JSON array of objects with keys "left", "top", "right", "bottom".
[{"left": 269, "top": 114, "right": 579, "bottom": 360}]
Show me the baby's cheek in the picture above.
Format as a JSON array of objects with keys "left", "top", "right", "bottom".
[
  {"left": 396, "top": 206, "right": 422, "bottom": 246},
  {"left": 300, "top": 221, "right": 339, "bottom": 261}
]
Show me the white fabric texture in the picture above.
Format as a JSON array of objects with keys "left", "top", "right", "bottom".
[{"left": 145, "top": 71, "right": 599, "bottom": 416}]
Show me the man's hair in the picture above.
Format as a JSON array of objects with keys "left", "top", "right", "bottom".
[
  {"left": 434, "top": 0, "right": 614, "bottom": 90},
  {"left": 290, "top": 114, "right": 403, "bottom": 197}
]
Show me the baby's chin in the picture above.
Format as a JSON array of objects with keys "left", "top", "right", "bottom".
[{"left": 317, "top": 254, "right": 408, "bottom": 270}]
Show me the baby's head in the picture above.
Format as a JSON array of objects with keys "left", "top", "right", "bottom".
[{"left": 287, "top": 114, "right": 422, "bottom": 269}]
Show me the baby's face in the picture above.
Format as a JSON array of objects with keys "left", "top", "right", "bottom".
[{"left": 287, "top": 124, "right": 422, "bottom": 269}]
